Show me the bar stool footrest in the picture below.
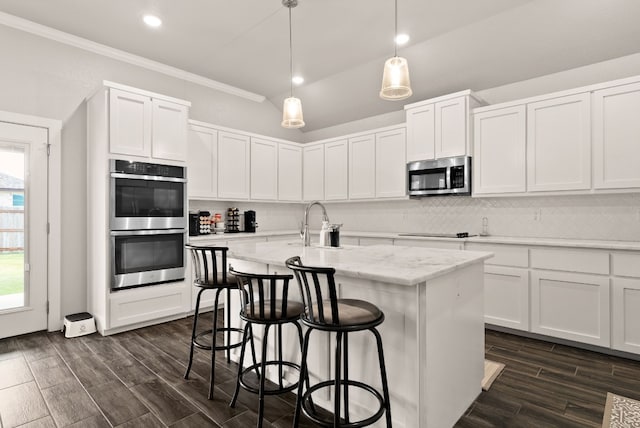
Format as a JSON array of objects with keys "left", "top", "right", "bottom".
[
  {"left": 193, "top": 327, "right": 246, "bottom": 351},
  {"left": 301, "top": 380, "right": 386, "bottom": 428},
  {"left": 239, "top": 361, "right": 300, "bottom": 395}
]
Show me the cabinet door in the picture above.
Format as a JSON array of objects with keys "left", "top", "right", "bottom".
[
  {"left": 324, "top": 139, "right": 349, "bottom": 200},
  {"left": 612, "top": 278, "right": 640, "bottom": 354},
  {"left": 151, "top": 99, "right": 188, "bottom": 161},
  {"left": 593, "top": 82, "right": 640, "bottom": 189},
  {"left": 109, "top": 88, "right": 152, "bottom": 157},
  {"left": 187, "top": 125, "right": 217, "bottom": 198},
  {"left": 278, "top": 143, "right": 302, "bottom": 201},
  {"left": 376, "top": 128, "right": 406, "bottom": 198},
  {"left": 484, "top": 266, "right": 529, "bottom": 331},
  {"left": 250, "top": 138, "right": 278, "bottom": 200},
  {"left": 531, "top": 270, "right": 609, "bottom": 347},
  {"left": 303, "top": 144, "right": 324, "bottom": 201},
  {"left": 218, "top": 131, "right": 250, "bottom": 199},
  {"left": 473, "top": 106, "right": 526, "bottom": 194},
  {"left": 406, "top": 103, "right": 435, "bottom": 161},
  {"left": 527, "top": 93, "right": 591, "bottom": 192},
  {"left": 435, "top": 96, "right": 467, "bottom": 158},
  {"left": 348, "top": 134, "right": 375, "bottom": 199}
]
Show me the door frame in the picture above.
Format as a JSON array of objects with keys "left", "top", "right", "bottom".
[{"left": 0, "top": 110, "right": 62, "bottom": 332}]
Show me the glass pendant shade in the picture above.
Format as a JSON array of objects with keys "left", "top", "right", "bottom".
[
  {"left": 281, "top": 96, "right": 305, "bottom": 128},
  {"left": 380, "top": 55, "right": 412, "bottom": 100}
]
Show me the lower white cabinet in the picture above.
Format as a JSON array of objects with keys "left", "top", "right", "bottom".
[
  {"left": 612, "top": 278, "right": 640, "bottom": 354},
  {"left": 484, "top": 266, "right": 529, "bottom": 331},
  {"left": 530, "top": 270, "right": 610, "bottom": 347}
]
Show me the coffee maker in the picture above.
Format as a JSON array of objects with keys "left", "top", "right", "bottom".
[{"left": 244, "top": 210, "right": 258, "bottom": 233}]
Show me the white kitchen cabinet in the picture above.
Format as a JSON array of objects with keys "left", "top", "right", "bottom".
[
  {"left": 472, "top": 105, "right": 526, "bottom": 195},
  {"left": 303, "top": 144, "right": 324, "bottom": 201},
  {"left": 527, "top": 93, "right": 591, "bottom": 192},
  {"left": 187, "top": 124, "right": 217, "bottom": 199},
  {"left": 612, "top": 278, "right": 640, "bottom": 354},
  {"left": 375, "top": 127, "right": 406, "bottom": 198},
  {"left": 218, "top": 131, "right": 250, "bottom": 199},
  {"left": 324, "top": 139, "right": 349, "bottom": 200},
  {"left": 250, "top": 137, "right": 278, "bottom": 200},
  {"left": 530, "top": 270, "right": 610, "bottom": 347},
  {"left": 593, "top": 81, "right": 640, "bottom": 189},
  {"left": 110, "top": 282, "right": 190, "bottom": 329},
  {"left": 109, "top": 87, "right": 189, "bottom": 161},
  {"left": 348, "top": 134, "right": 376, "bottom": 199},
  {"left": 483, "top": 266, "right": 529, "bottom": 331},
  {"left": 278, "top": 143, "right": 302, "bottom": 201},
  {"left": 405, "top": 90, "right": 479, "bottom": 162}
]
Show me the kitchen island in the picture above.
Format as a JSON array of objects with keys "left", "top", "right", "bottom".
[{"left": 225, "top": 241, "right": 492, "bottom": 428}]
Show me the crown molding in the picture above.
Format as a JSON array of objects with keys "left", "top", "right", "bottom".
[{"left": 0, "top": 11, "right": 266, "bottom": 103}]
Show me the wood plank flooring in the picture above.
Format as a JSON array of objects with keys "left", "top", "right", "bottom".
[{"left": 1, "top": 315, "right": 640, "bottom": 427}]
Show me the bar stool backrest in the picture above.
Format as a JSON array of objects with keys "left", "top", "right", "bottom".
[
  {"left": 186, "top": 245, "right": 229, "bottom": 287},
  {"left": 285, "top": 256, "right": 340, "bottom": 326},
  {"left": 229, "top": 267, "right": 296, "bottom": 320}
]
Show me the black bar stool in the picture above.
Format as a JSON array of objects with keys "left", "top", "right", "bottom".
[
  {"left": 185, "top": 245, "right": 250, "bottom": 399},
  {"left": 228, "top": 267, "right": 306, "bottom": 428},
  {"left": 285, "top": 256, "right": 392, "bottom": 428}
]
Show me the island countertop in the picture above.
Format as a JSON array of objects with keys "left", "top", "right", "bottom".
[{"left": 225, "top": 241, "right": 493, "bottom": 286}]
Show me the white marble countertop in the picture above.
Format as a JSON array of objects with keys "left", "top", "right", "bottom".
[
  {"left": 189, "top": 230, "right": 640, "bottom": 251},
  {"left": 225, "top": 241, "right": 492, "bottom": 286}
]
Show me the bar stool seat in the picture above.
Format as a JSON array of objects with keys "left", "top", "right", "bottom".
[
  {"left": 185, "top": 245, "right": 249, "bottom": 400},
  {"left": 229, "top": 267, "right": 306, "bottom": 428},
  {"left": 286, "top": 256, "right": 392, "bottom": 428}
]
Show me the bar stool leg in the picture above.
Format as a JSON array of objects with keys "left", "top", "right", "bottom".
[
  {"left": 372, "top": 327, "right": 392, "bottom": 427},
  {"left": 230, "top": 322, "right": 252, "bottom": 408},
  {"left": 293, "top": 328, "right": 313, "bottom": 427},
  {"left": 226, "top": 287, "right": 232, "bottom": 363},
  {"left": 185, "top": 287, "right": 205, "bottom": 379},
  {"left": 343, "top": 332, "right": 350, "bottom": 424},
  {"left": 209, "top": 288, "right": 224, "bottom": 400},
  {"left": 334, "top": 331, "right": 343, "bottom": 427},
  {"left": 257, "top": 324, "right": 271, "bottom": 428},
  {"left": 278, "top": 324, "right": 284, "bottom": 390}
]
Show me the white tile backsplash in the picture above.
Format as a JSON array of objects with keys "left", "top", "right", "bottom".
[{"left": 191, "top": 193, "right": 640, "bottom": 242}]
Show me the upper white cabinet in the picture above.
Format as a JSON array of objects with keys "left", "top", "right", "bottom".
[
  {"left": 348, "top": 134, "right": 376, "bottom": 199},
  {"left": 527, "top": 93, "right": 591, "bottom": 192},
  {"left": 303, "top": 144, "right": 324, "bottom": 201},
  {"left": 473, "top": 106, "right": 526, "bottom": 194},
  {"left": 109, "top": 86, "right": 189, "bottom": 161},
  {"left": 278, "top": 143, "right": 302, "bottom": 201},
  {"left": 405, "top": 90, "right": 480, "bottom": 162},
  {"left": 593, "top": 81, "right": 640, "bottom": 189},
  {"left": 375, "top": 127, "right": 406, "bottom": 198},
  {"left": 187, "top": 124, "right": 217, "bottom": 199},
  {"left": 324, "top": 139, "right": 349, "bottom": 201},
  {"left": 218, "top": 131, "right": 250, "bottom": 200},
  {"left": 250, "top": 137, "right": 278, "bottom": 200}
]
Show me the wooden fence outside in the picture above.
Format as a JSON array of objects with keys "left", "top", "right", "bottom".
[{"left": 0, "top": 209, "right": 24, "bottom": 252}]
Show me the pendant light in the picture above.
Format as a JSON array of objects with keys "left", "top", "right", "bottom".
[
  {"left": 379, "top": 0, "right": 412, "bottom": 101},
  {"left": 281, "top": 0, "right": 305, "bottom": 129}
]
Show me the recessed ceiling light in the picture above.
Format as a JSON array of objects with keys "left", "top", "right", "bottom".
[
  {"left": 395, "top": 33, "right": 410, "bottom": 46},
  {"left": 143, "top": 15, "right": 162, "bottom": 28},
  {"left": 292, "top": 76, "right": 304, "bottom": 85}
]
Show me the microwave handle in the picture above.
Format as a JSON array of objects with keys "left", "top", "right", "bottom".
[
  {"left": 110, "top": 229, "right": 186, "bottom": 236},
  {"left": 445, "top": 166, "right": 451, "bottom": 190},
  {"left": 110, "top": 172, "right": 187, "bottom": 183}
]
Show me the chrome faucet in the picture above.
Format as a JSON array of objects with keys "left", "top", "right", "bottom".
[{"left": 300, "top": 201, "right": 329, "bottom": 246}]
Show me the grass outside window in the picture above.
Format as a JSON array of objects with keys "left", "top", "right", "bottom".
[{"left": 0, "top": 252, "right": 24, "bottom": 296}]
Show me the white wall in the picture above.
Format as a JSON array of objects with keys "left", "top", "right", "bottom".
[{"left": 0, "top": 24, "right": 302, "bottom": 318}]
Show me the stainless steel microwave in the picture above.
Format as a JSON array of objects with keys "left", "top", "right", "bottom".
[{"left": 407, "top": 155, "right": 471, "bottom": 196}]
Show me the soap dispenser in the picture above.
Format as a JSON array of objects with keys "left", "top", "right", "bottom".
[{"left": 319, "top": 221, "right": 330, "bottom": 247}]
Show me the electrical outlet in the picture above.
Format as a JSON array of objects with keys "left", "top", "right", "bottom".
[{"left": 533, "top": 208, "right": 542, "bottom": 221}]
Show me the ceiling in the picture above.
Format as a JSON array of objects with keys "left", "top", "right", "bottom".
[{"left": 1, "top": 0, "right": 640, "bottom": 131}]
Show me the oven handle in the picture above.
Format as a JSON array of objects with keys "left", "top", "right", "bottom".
[
  {"left": 110, "top": 229, "right": 186, "bottom": 236},
  {"left": 110, "top": 172, "right": 187, "bottom": 183}
]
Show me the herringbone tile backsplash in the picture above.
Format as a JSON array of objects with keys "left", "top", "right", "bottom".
[{"left": 191, "top": 193, "right": 640, "bottom": 242}]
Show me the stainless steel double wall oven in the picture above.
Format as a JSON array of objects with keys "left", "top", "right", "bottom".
[{"left": 109, "top": 159, "right": 187, "bottom": 290}]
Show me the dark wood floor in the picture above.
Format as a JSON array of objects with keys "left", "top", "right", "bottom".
[{"left": 1, "top": 315, "right": 639, "bottom": 428}]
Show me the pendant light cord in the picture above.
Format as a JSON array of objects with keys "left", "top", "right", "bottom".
[
  {"left": 288, "top": 5, "right": 293, "bottom": 97},
  {"left": 394, "top": 0, "right": 398, "bottom": 57}
]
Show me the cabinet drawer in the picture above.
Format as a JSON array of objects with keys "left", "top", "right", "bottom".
[
  {"left": 530, "top": 248, "right": 609, "bottom": 275},
  {"left": 110, "top": 283, "right": 188, "bottom": 329},
  {"left": 612, "top": 252, "right": 640, "bottom": 278},
  {"left": 466, "top": 243, "right": 528, "bottom": 267}
]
